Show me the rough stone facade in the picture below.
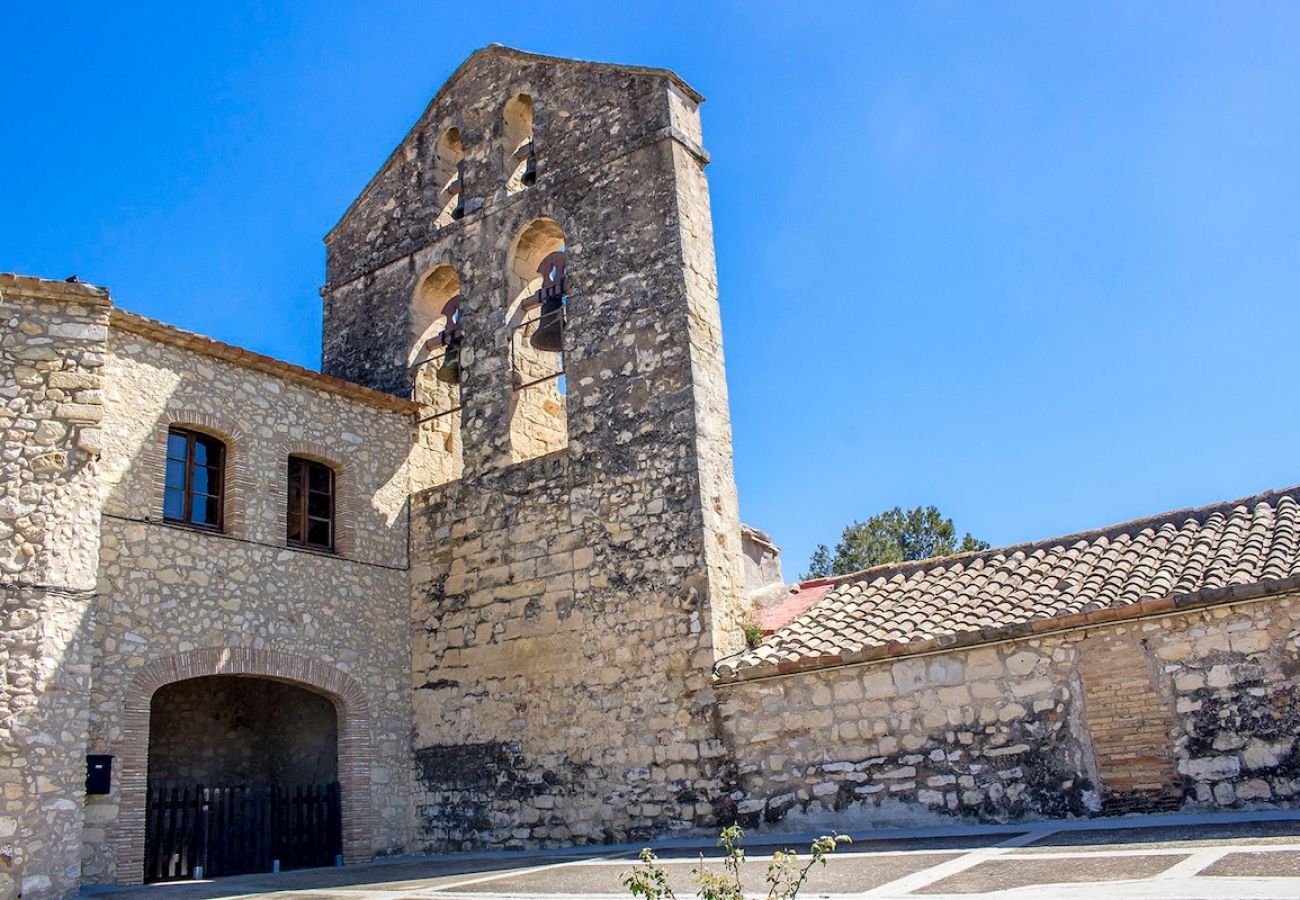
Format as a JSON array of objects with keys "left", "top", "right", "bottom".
[
  {"left": 147, "top": 677, "right": 339, "bottom": 788},
  {"left": 84, "top": 317, "right": 417, "bottom": 884},
  {"left": 321, "top": 48, "right": 746, "bottom": 851},
  {"left": 1, "top": 273, "right": 419, "bottom": 898},
  {"left": 0, "top": 277, "right": 109, "bottom": 900},
  {"left": 716, "top": 594, "right": 1300, "bottom": 830},
  {"left": 4, "top": 45, "right": 1300, "bottom": 900}
]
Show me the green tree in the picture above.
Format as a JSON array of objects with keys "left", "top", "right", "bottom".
[{"left": 804, "top": 505, "right": 989, "bottom": 578}]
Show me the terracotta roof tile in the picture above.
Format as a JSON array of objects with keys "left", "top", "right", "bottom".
[{"left": 718, "top": 486, "right": 1300, "bottom": 681}]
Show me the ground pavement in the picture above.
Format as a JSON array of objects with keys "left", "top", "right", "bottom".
[{"left": 85, "top": 810, "right": 1300, "bottom": 899}]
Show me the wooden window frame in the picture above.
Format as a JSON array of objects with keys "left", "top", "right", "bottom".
[
  {"left": 163, "top": 428, "right": 225, "bottom": 531},
  {"left": 286, "top": 456, "right": 336, "bottom": 553}
]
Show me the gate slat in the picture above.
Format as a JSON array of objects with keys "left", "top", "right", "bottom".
[{"left": 146, "top": 781, "right": 341, "bottom": 882}]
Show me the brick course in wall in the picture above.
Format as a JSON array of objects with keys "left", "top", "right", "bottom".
[
  {"left": 1077, "top": 634, "right": 1180, "bottom": 812},
  {"left": 112, "top": 648, "right": 376, "bottom": 883}
]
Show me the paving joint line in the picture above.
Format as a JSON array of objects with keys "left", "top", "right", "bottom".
[
  {"left": 1156, "top": 846, "right": 1234, "bottom": 880},
  {"left": 426, "top": 852, "right": 621, "bottom": 893},
  {"left": 852, "top": 828, "right": 1053, "bottom": 898}
]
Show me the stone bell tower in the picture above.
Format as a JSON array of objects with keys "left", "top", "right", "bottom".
[{"left": 321, "top": 46, "right": 745, "bottom": 849}]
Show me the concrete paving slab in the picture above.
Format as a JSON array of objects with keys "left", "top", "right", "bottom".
[
  {"left": 444, "top": 852, "right": 960, "bottom": 895},
  {"left": 912, "top": 853, "right": 1187, "bottom": 894},
  {"left": 1023, "top": 819, "right": 1300, "bottom": 852},
  {"left": 1200, "top": 849, "right": 1300, "bottom": 878}
]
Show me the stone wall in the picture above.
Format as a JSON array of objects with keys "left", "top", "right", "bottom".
[
  {"left": 147, "top": 676, "right": 338, "bottom": 788},
  {"left": 740, "top": 526, "right": 783, "bottom": 594},
  {"left": 323, "top": 49, "right": 746, "bottom": 850},
  {"left": 82, "top": 320, "right": 416, "bottom": 884},
  {"left": 0, "top": 275, "right": 111, "bottom": 900},
  {"left": 717, "top": 594, "right": 1300, "bottom": 831}
]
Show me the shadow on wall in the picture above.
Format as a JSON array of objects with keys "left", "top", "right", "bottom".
[{"left": 506, "top": 217, "right": 567, "bottom": 465}]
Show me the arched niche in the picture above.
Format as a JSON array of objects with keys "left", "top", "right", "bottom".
[
  {"left": 410, "top": 265, "right": 464, "bottom": 486},
  {"left": 502, "top": 93, "right": 535, "bottom": 195},
  {"left": 434, "top": 128, "right": 465, "bottom": 226},
  {"left": 506, "top": 217, "right": 568, "bottom": 464}
]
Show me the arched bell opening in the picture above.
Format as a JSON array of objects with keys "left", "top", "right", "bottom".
[
  {"left": 434, "top": 128, "right": 466, "bottom": 226},
  {"left": 143, "top": 675, "right": 341, "bottom": 881},
  {"left": 410, "top": 264, "right": 465, "bottom": 487},
  {"left": 502, "top": 93, "right": 535, "bottom": 194},
  {"left": 506, "top": 217, "right": 568, "bottom": 464}
]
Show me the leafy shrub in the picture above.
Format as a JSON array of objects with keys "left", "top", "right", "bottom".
[{"left": 622, "top": 824, "right": 850, "bottom": 899}]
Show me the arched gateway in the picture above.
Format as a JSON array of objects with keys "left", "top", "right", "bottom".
[{"left": 115, "top": 649, "right": 375, "bottom": 884}]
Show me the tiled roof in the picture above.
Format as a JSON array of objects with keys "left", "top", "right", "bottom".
[
  {"left": 758, "top": 579, "right": 834, "bottom": 635},
  {"left": 719, "top": 487, "right": 1300, "bottom": 681}
]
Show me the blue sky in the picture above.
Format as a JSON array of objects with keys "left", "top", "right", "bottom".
[{"left": 5, "top": 2, "right": 1299, "bottom": 576}]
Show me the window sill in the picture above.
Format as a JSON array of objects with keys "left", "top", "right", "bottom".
[
  {"left": 283, "top": 542, "right": 343, "bottom": 560},
  {"left": 159, "top": 517, "right": 225, "bottom": 536}
]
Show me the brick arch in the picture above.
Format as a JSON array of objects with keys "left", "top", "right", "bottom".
[
  {"left": 113, "top": 648, "right": 375, "bottom": 884},
  {"left": 142, "top": 410, "right": 254, "bottom": 537},
  {"left": 277, "top": 441, "right": 362, "bottom": 558}
]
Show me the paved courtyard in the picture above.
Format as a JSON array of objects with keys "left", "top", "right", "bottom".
[{"left": 86, "top": 811, "right": 1300, "bottom": 899}]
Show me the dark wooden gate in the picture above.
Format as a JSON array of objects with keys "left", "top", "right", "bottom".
[{"left": 144, "top": 783, "right": 342, "bottom": 882}]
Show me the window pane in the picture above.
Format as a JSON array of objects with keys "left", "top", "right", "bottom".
[
  {"left": 191, "top": 495, "right": 220, "bottom": 527},
  {"left": 308, "top": 463, "right": 332, "bottom": 493},
  {"left": 287, "top": 509, "right": 303, "bottom": 543},
  {"left": 165, "top": 458, "right": 187, "bottom": 492},
  {"left": 308, "top": 491, "right": 331, "bottom": 519},
  {"left": 193, "top": 437, "right": 218, "bottom": 466},
  {"left": 167, "top": 432, "right": 189, "bottom": 461},
  {"left": 163, "top": 488, "right": 184, "bottom": 521},
  {"left": 191, "top": 465, "right": 209, "bottom": 495},
  {"left": 307, "top": 518, "right": 331, "bottom": 548}
]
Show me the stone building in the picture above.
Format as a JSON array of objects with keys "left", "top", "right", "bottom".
[{"left": 2, "top": 45, "right": 1298, "bottom": 900}]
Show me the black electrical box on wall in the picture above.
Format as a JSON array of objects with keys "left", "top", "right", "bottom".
[{"left": 86, "top": 755, "right": 112, "bottom": 795}]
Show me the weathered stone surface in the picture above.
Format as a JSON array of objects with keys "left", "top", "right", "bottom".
[
  {"left": 323, "top": 47, "right": 743, "bottom": 851},
  {"left": 716, "top": 596, "right": 1300, "bottom": 829},
  {"left": 6, "top": 46, "right": 1300, "bottom": 900}
]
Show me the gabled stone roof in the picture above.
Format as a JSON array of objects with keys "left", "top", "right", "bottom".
[
  {"left": 323, "top": 45, "right": 702, "bottom": 243},
  {"left": 718, "top": 487, "right": 1300, "bottom": 681}
]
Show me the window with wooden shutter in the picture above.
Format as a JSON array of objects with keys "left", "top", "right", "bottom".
[{"left": 287, "top": 456, "right": 335, "bottom": 551}]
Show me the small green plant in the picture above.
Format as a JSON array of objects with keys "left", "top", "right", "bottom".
[
  {"left": 740, "top": 618, "right": 765, "bottom": 650},
  {"left": 622, "top": 825, "right": 850, "bottom": 900}
]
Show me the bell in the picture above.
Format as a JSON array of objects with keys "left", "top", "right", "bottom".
[
  {"left": 450, "top": 160, "right": 466, "bottom": 220},
  {"left": 521, "top": 152, "right": 537, "bottom": 186},
  {"left": 530, "top": 296, "right": 564, "bottom": 352},
  {"left": 435, "top": 341, "right": 461, "bottom": 384}
]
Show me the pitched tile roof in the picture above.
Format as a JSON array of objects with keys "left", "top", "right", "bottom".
[
  {"left": 758, "top": 579, "right": 834, "bottom": 635},
  {"left": 718, "top": 487, "right": 1300, "bottom": 681}
]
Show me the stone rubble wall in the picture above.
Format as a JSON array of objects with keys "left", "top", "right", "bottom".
[
  {"left": 81, "top": 326, "right": 416, "bottom": 884},
  {"left": 1160, "top": 595, "right": 1300, "bottom": 808},
  {"left": 146, "top": 676, "right": 339, "bottom": 788},
  {"left": 718, "top": 594, "right": 1300, "bottom": 831},
  {"left": 322, "top": 52, "right": 745, "bottom": 851},
  {"left": 0, "top": 276, "right": 111, "bottom": 900}
]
